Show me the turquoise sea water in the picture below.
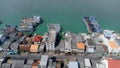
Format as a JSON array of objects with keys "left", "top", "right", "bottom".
[{"left": 0, "top": 0, "right": 120, "bottom": 35}]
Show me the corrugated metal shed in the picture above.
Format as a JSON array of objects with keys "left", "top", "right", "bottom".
[
  {"left": 40, "top": 55, "right": 48, "bottom": 67},
  {"left": 68, "top": 61, "right": 78, "bottom": 68},
  {"left": 84, "top": 58, "right": 91, "bottom": 67}
]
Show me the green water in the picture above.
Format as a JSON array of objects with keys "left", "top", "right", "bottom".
[{"left": 0, "top": 0, "right": 120, "bottom": 35}]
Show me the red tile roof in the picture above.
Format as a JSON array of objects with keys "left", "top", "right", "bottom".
[
  {"left": 32, "top": 35, "right": 43, "bottom": 42},
  {"left": 108, "top": 59, "right": 120, "bottom": 68}
]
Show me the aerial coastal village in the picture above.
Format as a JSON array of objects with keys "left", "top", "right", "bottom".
[{"left": 0, "top": 16, "right": 120, "bottom": 68}]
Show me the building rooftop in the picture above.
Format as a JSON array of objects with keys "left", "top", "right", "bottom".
[
  {"left": 96, "top": 62, "right": 106, "bottom": 68},
  {"left": 12, "top": 60, "right": 25, "bottom": 68},
  {"left": 40, "top": 55, "right": 48, "bottom": 66},
  {"left": 115, "top": 39, "right": 120, "bottom": 46},
  {"left": 30, "top": 44, "right": 39, "bottom": 52},
  {"left": 69, "top": 61, "right": 78, "bottom": 68},
  {"left": 27, "top": 59, "right": 34, "bottom": 64},
  {"left": 10, "top": 41, "right": 20, "bottom": 50},
  {"left": 108, "top": 59, "right": 120, "bottom": 68},
  {"left": 84, "top": 58, "right": 91, "bottom": 67},
  {"left": 108, "top": 40, "right": 119, "bottom": 49},
  {"left": 24, "top": 64, "right": 32, "bottom": 68},
  {"left": 1, "top": 63, "right": 11, "bottom": 68},
  {"left": 87, "top": 39, "right": 94, "bottom": 46},
  {"left": 47, "top": 24, "right": 61, "bottom": 33},
  {"left": 32, "top": 35, "right": 43, "bottom": 42},
  {"left": 2, "top": 39, "right": 14, "bottom": 49},
  {"left": 77, "top": 43, "right": 85, "bottom": 49}
]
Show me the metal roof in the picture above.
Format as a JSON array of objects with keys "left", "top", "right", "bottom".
[
  {"left": 87, "top": 39, "right": 94, "bottom": 46},
  {"left": 12, "top": 60, "right": 25, "bottom": 68},
  {"left": 40, "top": 55, "right": 48, "bottom": 66},
  {"left": 1, "top": 63, "right": 11, "bottom": 68},
  {"left": 69, "top": 61, "right": 78, "bottom": 68},
  {"left": 115, "top": 39, "right": 120, "bottom": 46},
  {"left": 2, "top": 39, "right": 15, "bottom": 49},
  {"left": 24, "top": 64, "right": 32, "bottom": 68},
  {"left": 27, "top": 60, "right": 33, "bottom": 64},
  {"left": 84, "top": 58, "right": 91, "bottom": 67},
  {"left": 97, "top": 63, "right": 105, "bottom": 68}
]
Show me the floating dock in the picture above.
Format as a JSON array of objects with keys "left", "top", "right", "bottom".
[{"left": 83, "top": 16, "right": 102, "bottom": 33}]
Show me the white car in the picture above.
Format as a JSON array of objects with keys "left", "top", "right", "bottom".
[{"left": 0, "top": 47, "right": 3, "bottom": 51}]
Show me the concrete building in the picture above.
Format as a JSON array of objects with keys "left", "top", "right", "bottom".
[
  {"left": 48, "top": 59, "right": 53, "bottom": 68},
  {"left": 64, "top": 32, "right": 72, "bottom": 52},
  {"left": 86, "top": 39, "right": 95, "bottom": 53},
  {"left": 38, "top": 43, "right": 45, "bottom": 52},
  {"left": 71, "top": 33, "right": 77, "bottom": 52},
  {"left": 96, "top": 61, "right": 106, "bottom": 68},
  {"left": 46, "top": 30, "right": 57, "bottom": 51},
  {"left": 39, "top": 55, "right": 48, "bottom": 68},
  {"left": 84, "top": 58, "right": 92, "bottom": 68}
]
